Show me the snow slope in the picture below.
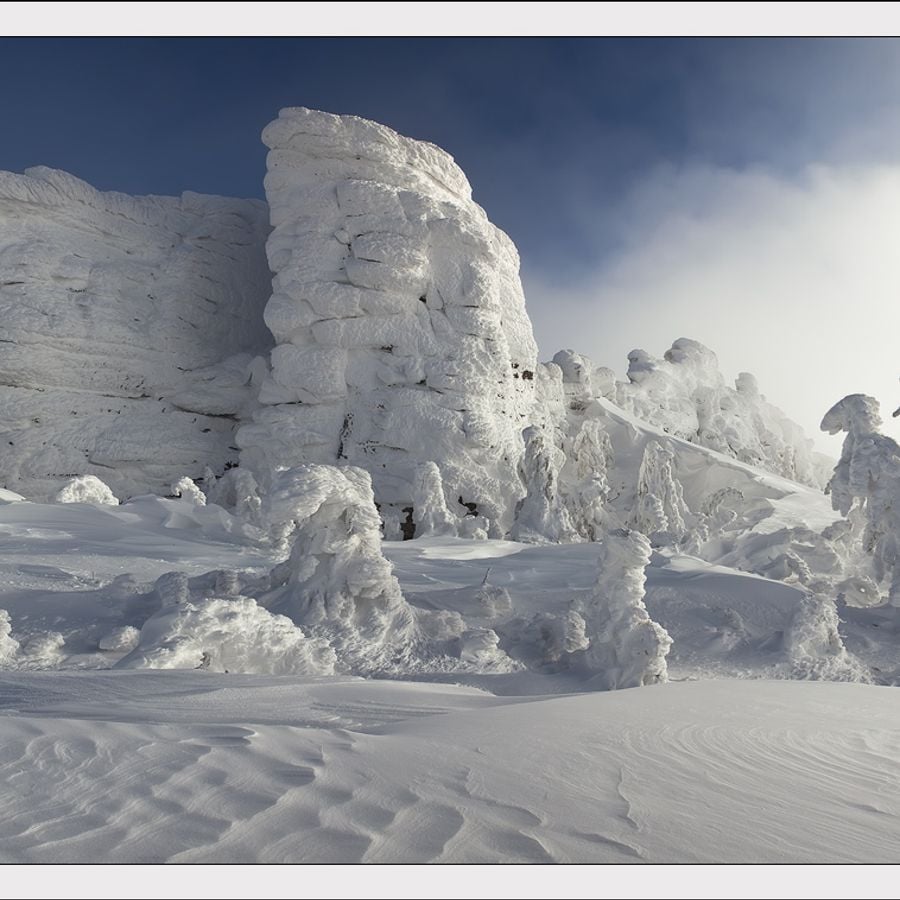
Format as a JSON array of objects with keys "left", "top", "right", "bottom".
[
  {"left": 0, "top": 167, "right": 272, "bottom": 501},
  {"left": 1, "top": 673, "right": 898, "bottom": 863}
]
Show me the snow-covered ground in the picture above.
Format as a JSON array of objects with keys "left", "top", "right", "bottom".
[
  {"left": 2, "top": 672, "right": 898, "bottom": 864},
  {"left": 1, "top": 490, "right": 899, "bottom": 864}
]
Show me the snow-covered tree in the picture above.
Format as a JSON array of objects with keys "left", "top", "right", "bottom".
[
  {"left": 562, "top": 418, "right": 617, "bottom": 541},
  {"left": 262, "top": 464, "right": 420, "bottom": 671},
  {"left": 411, "top": 461, "right": 458, "bottom": 537},
  {"left": 54, "top": 474, "right": 118, "bottom": 506},
  {"left": 511, "top": 426, "right": 577, "bottom": 543},
  {"left": 821, "top": 394, "right": 900, "bottom": 606},
  {"left": 575, "top": 529, "right": 672, "bottom": 689},
  {"left": 630, "top": 440, "right": 690, "bottom": 545}
]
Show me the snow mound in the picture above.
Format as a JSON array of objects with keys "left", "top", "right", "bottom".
[
  {"left": 117, "top": 595, "right": 336, "bottom": 675},
  {"left": 54, "top": 474, "right": 118, "bottom": 506},
  {"left": 0, "top": 166, "right": 272, "bottom": 500},
  {"left": 238, "top": 107, "right": 539, "bottom": 537}
]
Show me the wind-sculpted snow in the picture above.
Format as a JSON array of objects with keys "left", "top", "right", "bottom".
[
  {"left": 613, "top": 338, "right": 831, "bottom": 488},
  {"left": 237, "top": 107, "right": 539, "bottom": 537},
  {"left": 0, "top": 166, "right": 271, "bottom": 500}
]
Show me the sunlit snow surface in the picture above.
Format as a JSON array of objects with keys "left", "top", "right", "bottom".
[{"left": 1, "top": 494, "right": 899, "bottom": 863}]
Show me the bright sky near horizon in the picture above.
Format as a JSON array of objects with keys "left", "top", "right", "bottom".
[{"left": 1, "top": 31, "right": 899, "bottom": 453}]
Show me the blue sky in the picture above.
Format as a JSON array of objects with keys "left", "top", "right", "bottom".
[{"left": 2, "top": 37, "right": 899, "bottom": 446}]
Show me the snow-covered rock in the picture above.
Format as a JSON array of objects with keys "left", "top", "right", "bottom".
[
  {"left": 237, "top": 108, "right": 539, "bottom": 536},
  {"left": 0, "top": 166, "right": 271, "bottom": 500}
]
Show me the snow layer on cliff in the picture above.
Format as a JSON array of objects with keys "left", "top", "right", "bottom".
[
  {"left": 0, "top": 166, "right": 272, "bottom": 500},
  {"left": 237, "top": 108, "right": 539, "bottom": 536}
]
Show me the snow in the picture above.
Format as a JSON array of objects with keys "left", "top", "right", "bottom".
[
  {"left": 0, "top": 166, "right": 272, "bottom": 501},
  {"left": 0, "top": 673, "right": 898, "bottom": 863},
  {"left": 1, "top": 106, "right": 899, "bottom": 867},
  {"left": 238, "top": 107, "right": 539, "bottom": 536},
  {"left": 614, "top": 337, "right": 832, "bottom": 487}
]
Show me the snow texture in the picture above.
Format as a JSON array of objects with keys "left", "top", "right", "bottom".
[
  {"left": 0, "top": 166, "right": 272, "bottom": 500},
  {"left": 237, "top": 108, "right": 539, "bottom": 537}
]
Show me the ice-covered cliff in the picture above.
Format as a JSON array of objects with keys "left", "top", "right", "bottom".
[
  {"left": 0, "top": 167, "right": 272, "bottom": 499},
  {"left": 236, "top": 108, "right": 539, "bottom": 537}
]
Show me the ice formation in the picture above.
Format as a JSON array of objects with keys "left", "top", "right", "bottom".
[
  {"left": 0, "top": 166, "right": 271, "bottom": 500},
  {"left": 411, "top": 461, "right": 458, "bottom": 538},
  {"left": 236, "top": 107, "right": 539, "bottom": 536},
  {"left": 511, "top": 425, "right": 577, "bottom": 543},
  {"left": 630, "top": 440, "right": 690, "bottom": 545}
]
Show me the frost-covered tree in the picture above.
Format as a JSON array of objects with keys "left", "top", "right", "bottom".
[
  {"left": 262, "top": 464, "right": 420, "bottom": 671},
  {"left": 411, "top": 461, "right": 458, "bottom": 537},
  {"left": 511, "top": 426, "right": 577, "bottom": 543},
  {"left": 562, "top": 418, "right": 617, "bottom": 541},
  {"left": 821, "top": 394, "right": 900, "bottom": 605},
  {"left": 630, "top": 440, "right": 690, "bottom": 545},
  {"left": 575, "top": 529, "right": 671, "bottom": 689},
  {"left": 171, "top": 476, "right": 206, "bottom": 506}
]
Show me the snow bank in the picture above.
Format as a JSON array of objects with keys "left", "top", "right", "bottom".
[
  {"left": 0, "top": 166, "right": 272, "bottom": 500},
  {"left": 237, "top": 108, "right": 539, "bottom": 536}
]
